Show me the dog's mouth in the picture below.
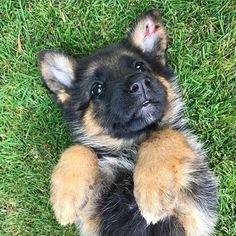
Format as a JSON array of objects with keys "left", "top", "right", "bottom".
[
  {"left": 109, "top": 99, "right": 164, "bottom": 138},
  {"left": 133, "top": 100, "right": 161, "bottom": 119}
]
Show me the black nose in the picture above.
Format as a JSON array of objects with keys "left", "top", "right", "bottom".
[{"left": 129, "top": 77, "right": 151, "bottom": 95}]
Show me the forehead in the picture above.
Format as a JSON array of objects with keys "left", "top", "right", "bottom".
[{"left": 83, "top": 49, "right": 143, "bottom": 77}]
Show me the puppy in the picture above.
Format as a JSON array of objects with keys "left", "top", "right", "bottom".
[{"left": 38, "top": 9, "right": 217, "bottom": 236}]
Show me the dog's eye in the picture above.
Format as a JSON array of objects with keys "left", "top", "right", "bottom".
[
  {"left": 134, "top": 61, "right": 146, "bottom": 72},
  {"left": 91, "top": 82, "right": 104, "bottom": 96}
]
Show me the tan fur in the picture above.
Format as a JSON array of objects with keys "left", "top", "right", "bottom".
[
  {"left": 83, "top": 104, "right": 133, "bottom": 149},
  {"left": 50, "top": 145, "right": 99, "bottom": 226},
  {"left": 79, "top": 216, "right": 101, "bottom": 236},
  {"left": 134, "top": 129, "right": 195, "bottom": 224},
  {"left": 158, "top": 76, "right": 174, "bottom": 102},
  {"left": 93, "top": 135, "right": 127, "bottom": 149},
  {"left": 83, "top": 105, "right": 103, "bottom": 136},
  {"left": 40, "top": 62, "right": 54, "bottom": 87},
  {"left": 130, "top": 17, "right": 146, "bottom": 49},
  {"left": 176, "top": 194, "right": 216, "bottom": 236},
  {"left": 157, "top": 76, "right": 176, "bottom": 122},
  {"left": 57, "top": 90, "right": 70, "bottom": 103}
]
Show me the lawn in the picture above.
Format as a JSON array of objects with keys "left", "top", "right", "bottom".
[{"left": 0, "top": 0, "right": 235, "bottom": 235}]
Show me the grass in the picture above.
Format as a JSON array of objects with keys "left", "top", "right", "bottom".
[{"left": 0, "top": 0, "right": 235, "bottom": 235}]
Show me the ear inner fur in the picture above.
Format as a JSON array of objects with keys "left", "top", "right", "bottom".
[
  {"left": 38, "top": 50, "right": 76, "bottom": 95},
  {"left": 131, "top": 19, "right": 167, "bottom": 52},
  {"left": 129, "top": 9, "right": 168, "bottom": 64}
]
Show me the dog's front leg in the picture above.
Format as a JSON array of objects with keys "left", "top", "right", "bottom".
[
  {"left": 134, "top": 128, "right": 217, "bottom": 235},
  {"left": 50, "top": 145, "right": 99, "bottom": 226}
]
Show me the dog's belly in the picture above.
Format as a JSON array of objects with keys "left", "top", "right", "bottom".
[
  {"left": 75, "top": 156, "right": 184, "bottom": 236},
  {"left": 97, "top": 161, "right": 185, "bottom": 236}
]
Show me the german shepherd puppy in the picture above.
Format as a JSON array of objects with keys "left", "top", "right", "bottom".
[{"left": 38, "top": 9, "right": 217, "bottom": 236}]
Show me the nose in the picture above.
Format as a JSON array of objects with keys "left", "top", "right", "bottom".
[{"left": 129, "top": 77, "right": 151, "bottom": 95}]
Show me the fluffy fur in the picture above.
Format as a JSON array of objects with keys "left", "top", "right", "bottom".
[{"left": 38, "top": 9, "right": 217, "bottom": 236}]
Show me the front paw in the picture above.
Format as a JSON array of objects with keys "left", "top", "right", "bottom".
[
  {"left": 50, "top": 145, "right": 98, "bottom": 226},
  {"left": 134, "top": 129, "right": 195, "bottom": 224},
  {"left": 134, "top": 163, "right": 177, "bottom": 224}
]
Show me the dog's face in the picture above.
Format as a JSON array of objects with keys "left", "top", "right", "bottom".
[{"left": 39, "top": 9, "right": 177, "bottom": 148}]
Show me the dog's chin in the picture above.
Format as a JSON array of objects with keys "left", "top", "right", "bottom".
[
  {"left": 132, "top": 101, "right": 161, "bottom": 122},
  {"left": 110, "top": 102, "right": 163, "bottom": 139}
]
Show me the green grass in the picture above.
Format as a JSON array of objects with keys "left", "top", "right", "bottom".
[{"left": 0, "top": 0, "right": 235, "bottom": 235}]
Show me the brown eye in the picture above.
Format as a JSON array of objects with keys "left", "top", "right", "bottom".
[
  {"left": 134, "top": 61, "right": 146, "bottom": 72},
  {"left": 91, "top": 82, "right": 104, "bottom": 96}
]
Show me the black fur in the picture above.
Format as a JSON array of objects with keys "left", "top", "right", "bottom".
[{"left": 98, "top": 167, "right": 185, "bottom": 236}]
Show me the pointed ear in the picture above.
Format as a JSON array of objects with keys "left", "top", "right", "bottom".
[
  {"left": 38, "top": 50, "right": 77, "bottom": 102},
  {"left": 129, "top": 9, "right": 168, "bottom": 65}
]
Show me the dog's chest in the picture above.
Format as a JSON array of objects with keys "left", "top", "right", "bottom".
[{"left": 97, "top": 149, "right": 137, "bottom": 182}]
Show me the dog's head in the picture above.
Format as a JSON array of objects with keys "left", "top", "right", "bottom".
[{"left": 38, "top": 9, "right": 182, "bottom": 149}]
